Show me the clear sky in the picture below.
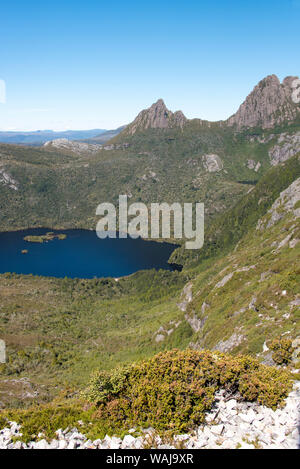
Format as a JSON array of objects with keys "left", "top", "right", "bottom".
[{"left": 0, "top": 0, "right": 299, "bottom": 131}]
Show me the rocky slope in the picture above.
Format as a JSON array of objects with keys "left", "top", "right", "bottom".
[
  {"left": 43, "top": 138, "right": 102, "bottom": 154},
  {"left": 268, "top": 131, "right": 300, "bottom": 165},
  {"left": 179, "top": 159, "right": 300, "bottom": 359},
  {"left": 121, "top": 99, "right": 187, "bottom": 136},
  {"left": 1, "top": 383, "right": 299, "bottom": 449},
  {"left": 227, "top": 75, "right": 300, "bottom": 129}
]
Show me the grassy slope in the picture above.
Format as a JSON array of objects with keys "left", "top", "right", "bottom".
[
  {"left": 0, "top": 270, "right": 192, "bottom": 405},
  {"left": 185, "top": 196, "right": 300, "bottom": 356},
  {"left": 0, "top": 119, "right": 299, "bottom": 406},
  {"left": 180, "top": 155, "right": 300, "bottom": 356},
  {"left": 0, "top": 121, "right": 284, "bottom": 232},
  {"left": 0, "top": 156, "right": 299, "bottom": 407},
  {"left": 170, "top": 153, "right": 300, "bottom": 265}
]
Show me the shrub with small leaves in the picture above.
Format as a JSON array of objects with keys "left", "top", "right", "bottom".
[
  {"left": 269, "top": 338, "right": 294, "bottom": 365},
  {"left": 83, "top": 349, "right": 292, "bottom": 433}
]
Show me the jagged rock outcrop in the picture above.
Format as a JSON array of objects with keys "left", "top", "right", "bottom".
[
  {"left": 227, "top": 75, "right": 300, "bottom": 129},
  {"left": 153, "top": 321, "right": 182, "bottom": 343},
  {"left": 214, "top": 265, "right": 256, "bottom": 289},
  {"left": 257, "top": 176, "right": 300, "bottom": 230},
  {"left": 268, "top": 131, "right": 300, "bottom": 166},
  {"left": 185, "top": 313, "right": 207, "bottom": 332},
  {"left": 246, "top": 159, "right": 261, "bottom": 172},
  {"left": 0, "top": 339, "right": 5, "bottom": 363},
  {"left": 122, "top": 99, "right": 187, "bottom": 135},
  {"left": 101, "top": 143, "right": 130, "bottom": 151},
  {"left": 202, "top": 154, "right": 223, "bottom": 172},
  {"left": 0, "top": 166, "right": 18, "bottom": 190},
  {"left": 177, "top": 282, "right": 193, "bottom": 312},
  {"left": 213, "top": 332, "right": 246, "bottom": 352},
  {"left": 115, "top": 74, "right": 299, "bottom": 139},
  {"left": 44, "top": 138, "right": 102, "bottom": 154}
]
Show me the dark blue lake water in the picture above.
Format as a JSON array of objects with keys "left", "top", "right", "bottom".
[{"left": 0, "top": 228, "right": 180, "bottom": 278}]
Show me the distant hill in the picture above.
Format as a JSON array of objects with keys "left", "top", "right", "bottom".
[
  {"left": 82, "top": 126, "right": 125, "bottom": 144},
  {"left": 0, "top": 75, "right": 299, "bottom": 233},
  {"left": 0, "top": 129, "right": 108, "bottom": 146}
]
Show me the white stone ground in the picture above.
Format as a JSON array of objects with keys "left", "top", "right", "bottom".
[{"left": 1, "top": 382, "right": 299, "bottom": 450}]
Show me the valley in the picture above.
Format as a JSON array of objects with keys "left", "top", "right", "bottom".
[{"left": 0, "top": 74, "right": 299, "bottom": 449}]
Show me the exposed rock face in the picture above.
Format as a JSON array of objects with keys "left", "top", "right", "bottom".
[
  {"left": 177, "top": 282, "right": 193, "bottom": 312},
  {"left": 141, "top": 169, "right": 159, "bottom": 182},
  {"left": 153, "top": 321, "right": 182, "bottom": 343},
  {"left": 155, "top": 333, "right": 165, "bottom": 343},
  {"left": 123, "top": 99, "right": 187, "bottom": 135},
  {"left": 213, "top": 332, "right": 245, "bottom": 352},
  {"left": 246, "top": 159, "right": 261, "bottom": 172},
  {"left": 102, "top": 143, "right": 130, "bottom": 151},
  {"left": 215, "top": 272, "right": 234, "bottom": 288},
  {"left": 0, "top": 339, "right": 5, "bottom": 363},
  {"left": 202, "top": 154, "right": 223, "bottom": 172},
  {"left": 177, "top": 282, "right": 208, "bottom": 332},
  {"left": 44, "top": 138, "right": 102, "bottom": 154},
  {"left": 268, "top": 131, "right": 300, "bottom": 166},
  {"left": 0, "top": 166, "right": 18, "bottom": 190},
  {"left": 228, "top": 75, "right": 300, "bottom": 129},
  {"left": 116, "top": 74, "right": 299, "bottom": 139},
  {"left": 214, "top": 265, "right": 256, "bottom": 289},
  {"left": 257, "top": 177, "right": 300, "bottom": 230},
  {"left": 246, "top": 159, "right": 256, "bottom": 170},
  {"left": 185, "top": 313, "right": 207, "bottom": 332}
]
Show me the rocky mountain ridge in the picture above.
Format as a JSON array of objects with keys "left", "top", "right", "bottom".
[
  {"left": 117, "top": 74, "right": 300, "bottom": 138},
  {"left": 121, "top": 99, "right": 187, "bottom": 135},
  {"left": 227, "top": 75, "right": 300, "bottom": 129}
]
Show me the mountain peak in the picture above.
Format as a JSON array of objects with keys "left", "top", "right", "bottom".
[
  {"left": 122, "top": 99, "right": 187, "bottom": 136},
  {"left": 228, "top": 74, "right": 300, "bottom": 129},
  {"left": 152, "top": 98, "right": 167, "bottom": 108}
]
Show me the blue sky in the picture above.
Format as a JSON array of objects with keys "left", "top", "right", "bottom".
[{"left": 0, "top": 0, "right": 299, "bottom": 130}]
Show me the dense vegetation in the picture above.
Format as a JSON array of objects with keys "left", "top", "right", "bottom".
[
  {"left": 83, "top": 349, "right": 292, "bottom": 433},
  {"left": 0, "top": 269, "right": 192, "bottom": 406},
  {"left": 0, "top": 121, "right": 282, "bottom": 233},
  {"left": 0, "top": 119, "right": 299, "bottom": 441},
  {"left": 24, "top": 232, "right": 67, "bottom": 243},
  {"left": 0, "top": 150, "right": 299, "bottom": 410},
  {"left": 170, "top": 154, "right": 300, "bottom": 266},
  {"left": 0, "top": 349, "right": 292, "bottom": 441}
]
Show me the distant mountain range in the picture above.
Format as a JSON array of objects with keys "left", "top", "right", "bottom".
[
  {"left": 117, "top": 74, "right": 300, "bottom": 138},
  {"left": 2, "top": 74, "right": 298, "bottom": 148},
  {"left": 0, "top": 128, "right": 123, "bottom": 146},
  {"left": 82, "top": 126, "right": 126, "bottom": 144}
]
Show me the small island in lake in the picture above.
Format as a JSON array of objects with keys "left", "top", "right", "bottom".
[
  {"left": 24, "top": 232, "right": 67, "bottom": 243},
  {"left": 21, "top": 249, "right": 28, "bottom": 254}
]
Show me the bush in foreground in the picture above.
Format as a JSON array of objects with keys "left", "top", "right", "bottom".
[
  {"left": 0, "top": 349, "right": 293, "bottom": 441},
  {"left": 83, "top": 349, "right": 292, "bottom": 433},
  {"left": 269, "top": 338, "right": 294, "bottom": 365}
]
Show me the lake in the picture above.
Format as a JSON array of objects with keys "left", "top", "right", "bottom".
[{"left": 0, "top": 228, "right": 181, "bottom": 278}]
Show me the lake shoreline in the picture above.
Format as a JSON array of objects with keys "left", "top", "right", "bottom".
[{"left": 0, "top": 228, "right": 182, "bottom": 279}]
